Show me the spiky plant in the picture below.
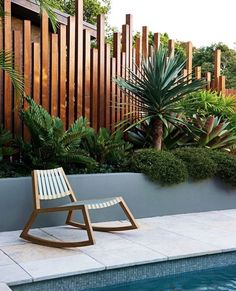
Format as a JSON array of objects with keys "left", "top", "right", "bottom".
[
  {"left": 193, "top": 115, "right": 236, "bottom": 151},
  {"left": 19, "top": 97, "right": 95, "bottom": 169},
  {"left": 116, "top": 45, "right": 206, "bottom": 150}
]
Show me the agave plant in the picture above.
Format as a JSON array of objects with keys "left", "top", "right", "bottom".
[
  {"left": 193, "top": 115, "right": 236, "bottom": 151},
  {"left": 0, "top": 124, "right": 14, "bottom": 161},
  {"left": 116, "top": 45, "right": 206, "bottom": 150},
  {"left": 19, "top": 97, "right": 95, "bottom": 169}
]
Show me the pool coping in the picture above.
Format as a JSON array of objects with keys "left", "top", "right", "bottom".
[
  {"left": 3, "top": 209, "right": 236, "bottom": 290},
  {"left": 10, "top": 251, "right": 236, "bottom": 291}
]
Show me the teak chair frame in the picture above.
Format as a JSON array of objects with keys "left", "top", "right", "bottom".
[{"left": 20, "top": 168, "right": 138, "bottom": 248}]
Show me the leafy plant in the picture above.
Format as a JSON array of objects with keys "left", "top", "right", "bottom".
[
  {"left": 116, "top": 45, "right": 205, "bottom": 150},
  {"left": 208, "top": 151, "right": 236, "bottom": 187},
  {"left": 0, "top": 124, "right": 14, "bottom": 161},
  {"left": 36, "top": 0, "right": 58, "bottom": 32},
  {"left": 81, "top": 127, "right": 132, "bottom": 171},
  {"left": 192, "top": 115, "right": 236, "bottom": 151},
  {"left": 132, "top": 149, "right": 188, "bottom": 185},
  {"left": 181, "top": 90, "right": 236, "bottom": 122},
  {"left": 0, "top": 50, "right": 24, "bottom": 96},
  {"left": 172, "top": 148, "right": 217, "bottom": 181},
  {"left": 19, "top": 97, "right": 95, "bottom": 169}
]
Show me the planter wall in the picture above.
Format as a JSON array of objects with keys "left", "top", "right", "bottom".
[{"left": 0, "top": 173, "right": 236, "bottom": 231}]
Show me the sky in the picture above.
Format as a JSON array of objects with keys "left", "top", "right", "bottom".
[{"left": 108, "top": 0, "right": 236, "bottom": 49}]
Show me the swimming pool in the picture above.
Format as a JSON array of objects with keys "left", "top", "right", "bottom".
[{"left": 91, "top": 264, "right": 236, "bottom": 290}]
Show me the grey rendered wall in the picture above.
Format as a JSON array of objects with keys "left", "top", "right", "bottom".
[{"left": 0, "top": 173, "right": 236, "bottom": 231}]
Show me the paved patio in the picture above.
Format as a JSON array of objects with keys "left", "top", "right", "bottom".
[{"left": 1, "top": 209, "right": 236, "bottom": 288}]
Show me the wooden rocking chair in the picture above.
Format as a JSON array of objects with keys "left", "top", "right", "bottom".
[{"left": 20, "top": 167, "right": 138, "bottom": 248}]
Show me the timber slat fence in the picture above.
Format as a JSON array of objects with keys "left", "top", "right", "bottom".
[{"left": 0, "top": 0, "right": 228, "bottom": 137}]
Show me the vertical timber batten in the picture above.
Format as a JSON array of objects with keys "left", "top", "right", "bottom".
[
  {"left": 13, "top": 30, "right": 22, "bottom": 137},
  {"left": 83, "top": 29, "right": 91, "bottom": 120},
  {"left": 50, "top": 34, "right": 58, "bottom": 117},
  {"left": 41, "top": 10, "right": 49, "bottom": 110},
  {"left": 67, "top": 16, "right": 76, "bottom": 127},
  {"left": 75, "top": 0, "right": 83, "bottom": 118},
  {"left": 90, "top": 48, "right": 98, "bottom": 131},
  {"left": 59, "top": 25, "right": 66, "bottom": 126},
  {"left": 97, "top": 14, "right": 105, "bottom": 128},
  {"left": 3, "top": 0, "right": 12, "bottom": 130}
]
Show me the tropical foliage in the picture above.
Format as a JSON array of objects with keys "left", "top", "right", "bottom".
[
  {"left": 181, "top": 90, "right": 236, "bottom": 123},
  {"left": 190, "top": 115, "right": 236, "bottom": 151},
  {"left": 18, "top": 97, "right": 95, "bottom": 169},
  {"left": 116, "top": 45, "right": 205, "bottom": 150},
  {"left": 80, "top": 127, "right": 132, "bottom": 171}
]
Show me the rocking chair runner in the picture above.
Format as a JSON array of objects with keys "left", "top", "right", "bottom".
[{"left": 20, "top": 167, "right": 138, "bottom": 248}]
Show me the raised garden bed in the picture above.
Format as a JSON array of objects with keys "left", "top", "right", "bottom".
[{"left": 1, "top": 173, "right": 236, "bottom": 232}]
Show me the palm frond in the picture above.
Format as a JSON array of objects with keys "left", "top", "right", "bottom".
[
  {"left": 35, "top": 0, "right": 58, "bottom": 33},
  {"left": 0, "top": 50, "right": 24, "bottom": 95}
]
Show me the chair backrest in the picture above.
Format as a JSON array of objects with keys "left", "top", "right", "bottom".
[{"left": 33, "top": 168, "right": 75, "bottom": 202}]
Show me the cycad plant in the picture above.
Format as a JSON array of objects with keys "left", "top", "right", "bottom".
[
  {"left": 80, "top": 127, "right": 132, "bottom": 171},
  {"left": 116, "top": 45, "right": 206, "bottom": 150},
  {"left": 19, "top": 97, "right": 95, "bottom": 169}
]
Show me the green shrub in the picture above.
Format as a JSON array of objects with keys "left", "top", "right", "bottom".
[
  {"left": 132, "top": 149, "right": 188, "bottom": 186},
  {"left": 172, "top": 148, "right": 217, "bottom": 181},
  {"left": 0, "top": 160, "right": 30, "bottom": 178},
  {"left": 0, "top": 124, "right": 15, "bottom": 161},
  {"left": 208, "top": 151, "right": 236, "bottom": 187}
]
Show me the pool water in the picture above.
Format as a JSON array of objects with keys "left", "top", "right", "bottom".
[{"left": 92, "top": 265, "right": 236, "bottom": 291}]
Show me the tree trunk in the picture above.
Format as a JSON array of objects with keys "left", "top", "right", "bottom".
[{"left": 153, "top": 119, "right": 163, "bottom": 150}]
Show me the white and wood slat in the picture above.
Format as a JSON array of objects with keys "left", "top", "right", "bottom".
[
  {"left": 35, "top": 168, "right": 70, "bottom": 200},
  {"left": 35, "top": 168, "right": 122, "bottom": 208},
  {"left": 21, "top": 167, "right": 138, "bottom": 248}
]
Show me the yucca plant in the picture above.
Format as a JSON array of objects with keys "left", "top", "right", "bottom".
[
  {"left": 193, "top": 115, "right": 236, "bottom": 150},
  {"left": 19, "top": 97, "right": 95, "bottom": 169},
  {"left": 116, "top": 45, "right": 206, "bottom": 150}
]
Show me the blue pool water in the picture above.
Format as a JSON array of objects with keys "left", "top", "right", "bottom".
[{"left": 92, "top": 265, "right": 236, "bottom": 290}]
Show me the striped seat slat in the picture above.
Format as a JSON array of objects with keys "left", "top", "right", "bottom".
[
  {"left": 61, "top": 197, "right": 122, "bottom": 210},
  {"left": 35, "top": 168, "right": 71, "bottom": 200}
]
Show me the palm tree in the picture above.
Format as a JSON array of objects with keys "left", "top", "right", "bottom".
[{"left": 116, "top": 46, "right": 206, "bottom": 150}]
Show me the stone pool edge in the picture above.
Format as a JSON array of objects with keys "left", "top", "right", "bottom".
[{"left": 9, "top": 251, "right": 236, "bottom": 291}]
